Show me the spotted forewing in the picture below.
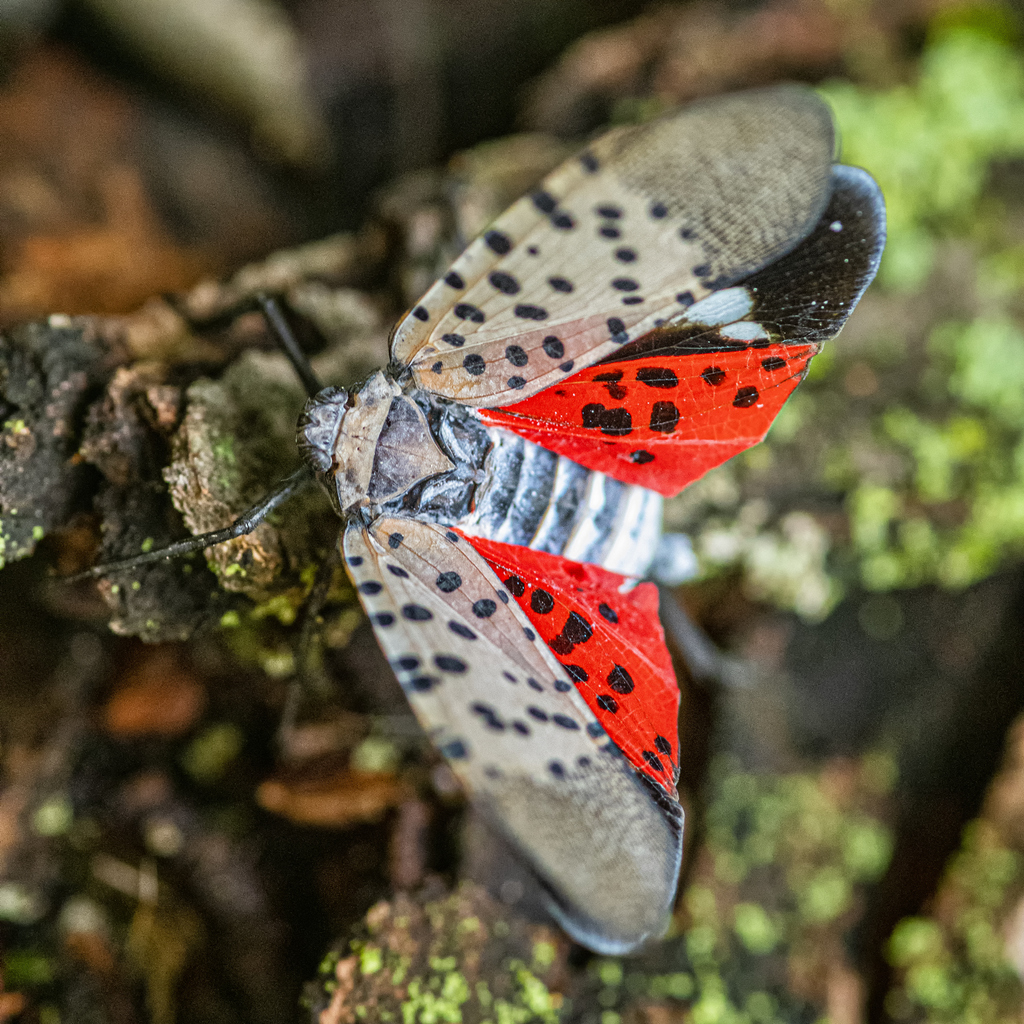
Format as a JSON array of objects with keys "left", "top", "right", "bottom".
[
  {"left": 343, "top": 517, "right": 682, "bottom": 952},
  {"left": 391, "top": 87, "right": 836, "bottom": 408}
]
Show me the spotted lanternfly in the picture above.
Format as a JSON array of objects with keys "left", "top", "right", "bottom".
[{"left": 85, "top": 86, "right": 886, "bottom": 953}]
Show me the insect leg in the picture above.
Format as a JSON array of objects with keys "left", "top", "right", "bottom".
[
  {"left": 169, "top": 291, "right": 324, "bottom": 398},
  {"left": 254, "top": 293, "right": 323, "bottom": 399},
  {"left": 66, "top": 466, "right": 312, "bottom": 581},
  {"left": 656, "top": 584, "right": 749, "bottom": 689}
]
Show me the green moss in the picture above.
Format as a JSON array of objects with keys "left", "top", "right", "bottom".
[
  {"left": 822, "top": 19, "right": 1024, "bottom": 290},
  {"left": 3, "top": 949, "right": 55, "bottom": 987},
  {"left": 886, "top": 822, "right": 1024, "bottom": 1021},
  {"left": 180, "top": 723, "right": 244, "bottom": 784},
  {"left": 674, "top": 13, "right": 1024, "bottom": 611}
]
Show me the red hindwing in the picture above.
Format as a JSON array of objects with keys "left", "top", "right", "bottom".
[
  {"left": 480, "top": 342, "right": 815, "bottom": 496},
  {"left": 457, "top": 532, "right": 680, "bottom": 793}
]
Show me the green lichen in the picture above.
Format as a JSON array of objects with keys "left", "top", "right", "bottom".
[
  {"left": 585, "top": 755, "right": 894, "bottom": 1022},
  {"left": 672, "top": 11, "right": 1024, "bottom": 613},
  {"left": 886, "top": 822, "right": 1024, "bottom": 1022},
  {"left": 179, "top": 723, "right": 244, "bottom": 784}
]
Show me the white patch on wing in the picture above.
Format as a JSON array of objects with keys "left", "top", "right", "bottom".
[
  {"left": 681, "top": 287, "right": 754, "bottom": 327},
  {"left": 343, "top": 515, "right": 682, "bottom": 952}
]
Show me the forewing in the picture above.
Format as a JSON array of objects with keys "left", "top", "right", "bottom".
[
  {"left": 479, "top": 165, "right": 886, "bottom": 495},
  {"left": 343, "top": 515, "right": 683, "bottom": 953},
  {"left": 391, "top": 86, "right": 835, "bottom": 407},
  {"left": 457, "top": 533, "right": 680, "bottom": 794}
]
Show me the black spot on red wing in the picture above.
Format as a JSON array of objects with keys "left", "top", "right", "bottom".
[
  {"left": 701, "top": 366, "right": 726, "bottom": 386},
  {"left": 761, "top": 356, "right": 787, "bottom": 371},
  {"left": 583, "top": 405, "right": 632, "bottom": 436},
  {"left": 563, "top": 612, "right": 593, "bottom": 644},
  {"left": 472, "top": 599, "right": 497, "bottom": 618},
  {"left": 514, "top": 304, "right": 548, "bottom": 321},
  {"left": 548, "top": 277, "right": 574, "bottom": 293},
  {"left": 598, "top": 603, "right": 618, "bottom": 624},
  {"left": 504, "top": 575, "right": 525, "bottom": 597},
  {"left": 542, "top": 336, "right": 564, "bottom": 359},
  {"left": 402, "top": 604, "right": 433, "bottom": 621},
  {"left": 636, "top": 367, "right": 679, "bottom": 388},
  {"left": 442, "top": 333, "right": 465, "bottom": 347},
  {"left": 631, "top": 450, "right": 655, "bottom": 464},
  {"left": 597, "top": 694, "right": 619, "bottom": 713},
  {"left": 463, "top": 353, "right": 486, "bottom": 375},
  {"left": 608, "top": 664, "right": 635, "bottom": 694},
  {"left": 564, "top": 665, "right": 588, "bottom": 682},
  {"left": 490, "top": 271, "right": 520, "bottom": 295},
  {"left": 734, "top": 386, "right": 760, "bottom": 408},
  {"left": 532, "top": 190, "right": 557, "bottom": 214},
  {"left": 655, "top": 735, "right": 672, "bottom": 756},
  {"left": 505, "top": 345, "right": 528, "bottom": 367},
  {"left": 643, "top": 750, "right": 665, "bottom": 772},
  {"left": 649, "top": 401, "right": 680, "bottom": 433},
  {"left": 455, "top": 303, "right": 485, "bottom": 323},
  {"left": 607, "top": 317, "right": 628, "bottom": 344},
  {"left": 373, "top": 612, "right": 395, "bottom": 626},
  {"left": 507, "top": 376, "right": 526, "bottom": 390},
  {"left": 359, "top": 581, "right": 382, "bottom": 595},
  {"left": 676, "top": 291, "right": 695, "bottom": 307},
  {"left": 412, "top": 305, "right": 429, "bottom": 321},
  {"left": 531, "top": 589, "right": 555, "bottom": 614},
  {"left": 449, "top": 621, "right": 476, "bottom": 639},
  {"left": 594, "top": 369, "right": 627, "bottom": 401},
  {"left": 436, "top": 571, "right": 461, "bottom": 592},
  {"left": 444, "top": 271, "right": 465, "bottom": 289},
  {"left": 615, "top": 248, "right": 637, "bottom": 262},
  {"left": 485, "top": 230, "right": 512, "bottom": 255},
  {"left": 388, "top": 532, "right": 404, "bottom": 549}
]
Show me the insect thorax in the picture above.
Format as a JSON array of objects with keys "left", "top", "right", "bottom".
[
  {"left": 296, "top": 370, "right": 455, "bottom": 515},
  {"left": 296, "top": 369, "right": 662, "bottom": 578}
]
